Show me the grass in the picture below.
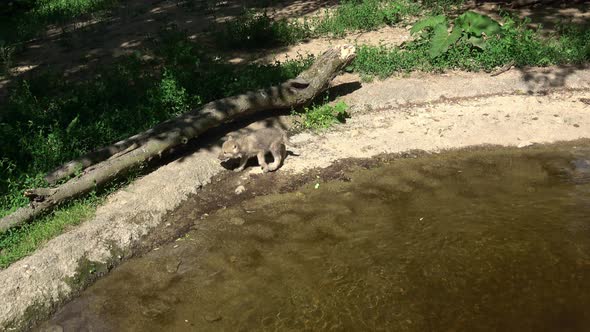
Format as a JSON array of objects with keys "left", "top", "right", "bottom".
[
  {"left": 0, "top": 165, "right": 142, "bottom": 268},
  {"left": 0, "top": 0, "right": 120, "bottom": 75},
  {"left": 0, "top": 196, "right": 99, "bottom": 268},
  {"left": 0, "top": 26, "right": 313, "bottom": 217},
  {"left": 0, "top": 16, "right": 321, "bottom": 266},
  {"left": 216, "top": 10, "right": 312, "bottom": 49},
  {"left": 0, "top": 0, "right": 118, "bottom": 44},
  {"left": 215, "top": 0, "right": 421, "bottom": 49},
  {"left": 294, "top": 98, "right": 350, "bottom": 130},
  {"left": 314, "top": 0, "right": 420, "bottom": 37},
  {"left": 353, "top": 15, "right": 590, "bottom": 79}
]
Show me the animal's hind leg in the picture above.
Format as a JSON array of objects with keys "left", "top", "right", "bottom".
[
  {"left": 280, "top": 143, "right": 287, "bottom": 161},
  {"left": 257, "top": 152, "right": 270, "bottom": 172},
  {"left": 268, "top": 143, "right": 284, "bottom": 171}
]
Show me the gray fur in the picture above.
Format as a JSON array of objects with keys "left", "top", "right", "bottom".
[{"left": 218, "top": 128, "right": 294, "bottom": 172}]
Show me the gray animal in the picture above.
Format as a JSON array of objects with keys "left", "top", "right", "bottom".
[{"left": 218, "top": 127, "right": 295, "bottom": 172}]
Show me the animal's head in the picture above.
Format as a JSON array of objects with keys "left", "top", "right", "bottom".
[{"left": 218, "top": 137, "right": 240, "bottom": 161}]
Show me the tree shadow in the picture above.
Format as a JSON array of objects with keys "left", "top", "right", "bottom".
[
  {"left": 514, "top": 63, "right": 588, "bottom": 93},
  {"left": 462, "top": 1, "right": 590, "bottom": 94},
  {"left": 468, "top": 0, "right": 590, "bottom": 35},
  {"left": 0, "top": 0, "right": 336, "bottom": 102},
  {"left": 325, "top": 81, "right": 363, "bottom": 102}
]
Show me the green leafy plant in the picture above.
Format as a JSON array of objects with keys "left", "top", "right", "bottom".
[
  {"left": 382, "top": 1, "right": 419, "bottom": 25},
  {"left": 295, "top": 99, "right": 350, "bottom": 130},
  {"left": 411, "top": 11, "right": 502, "bottom": 58},
  {"left": 354, "top": 12, "right": 590, "bottom": 77},
  {"left": 155, "top": 69, "right": 192, "bottom": 115}
]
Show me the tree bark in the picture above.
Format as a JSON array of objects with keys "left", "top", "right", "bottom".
[
  {"left": 0, "top": 44, "right": 357, "bottom": 233},
  {"left": 43, "top": 137, "right": 144, "bottom": 185}
]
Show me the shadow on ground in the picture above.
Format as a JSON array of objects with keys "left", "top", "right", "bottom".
[
  {"left": 0, "top": 0, "right": 337, "bottom": 101},
  {"left": 468, "top": 0, "right": 590, "bottom": 34},
  {"left": 515, "top": 64, "right": 589, "bottom": 92}
]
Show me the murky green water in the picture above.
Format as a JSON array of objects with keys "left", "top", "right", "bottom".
[{"left": 38, "top": 143, "right": 590, "bottom": 332}]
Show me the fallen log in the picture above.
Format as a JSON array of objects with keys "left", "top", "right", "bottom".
[
  {"left": 43, "top": 135, "right": 145, "bottom": 185},
  {"left": 0, "top": 44, "right": 357, "bottom": 233}
]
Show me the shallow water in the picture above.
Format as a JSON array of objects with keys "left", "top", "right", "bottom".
[{"left": 38, "top": 144, "right": 590, "bottom": 332}]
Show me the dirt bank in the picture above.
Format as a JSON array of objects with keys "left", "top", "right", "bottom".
[{"left": 2, "top": 67, "right": 590, "bottom": 330}]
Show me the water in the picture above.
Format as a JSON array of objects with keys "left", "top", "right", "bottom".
[{"left": 38, "top": 143, "right": 590, "bottom": 332}]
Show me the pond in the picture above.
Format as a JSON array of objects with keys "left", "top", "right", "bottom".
[{"left": 37, "top": 142, "right": 590, "bottom": 332}]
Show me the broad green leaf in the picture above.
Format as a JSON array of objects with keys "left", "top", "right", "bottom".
[
  {"left": 66, "top": 115, "right": 80, "bottom": 134},
  {"left": 455, "top": 11, "right": 501, "bottom": 37},
  {"left": 429, "top": 25, "right": 462, "bottom": 58},
  {"left": 467, "top": 36, "right": 487, "bottom": 49},
  {"left": 410, "top": 15, "right": 447, "bottom": 35}
]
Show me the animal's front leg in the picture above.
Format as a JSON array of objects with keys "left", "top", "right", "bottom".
[
  {"left": 257, "top": 152, "right": 270, "bottom": 173},
  {"left": 234, "top": 156, "right": 248, "bottom": 172}
]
